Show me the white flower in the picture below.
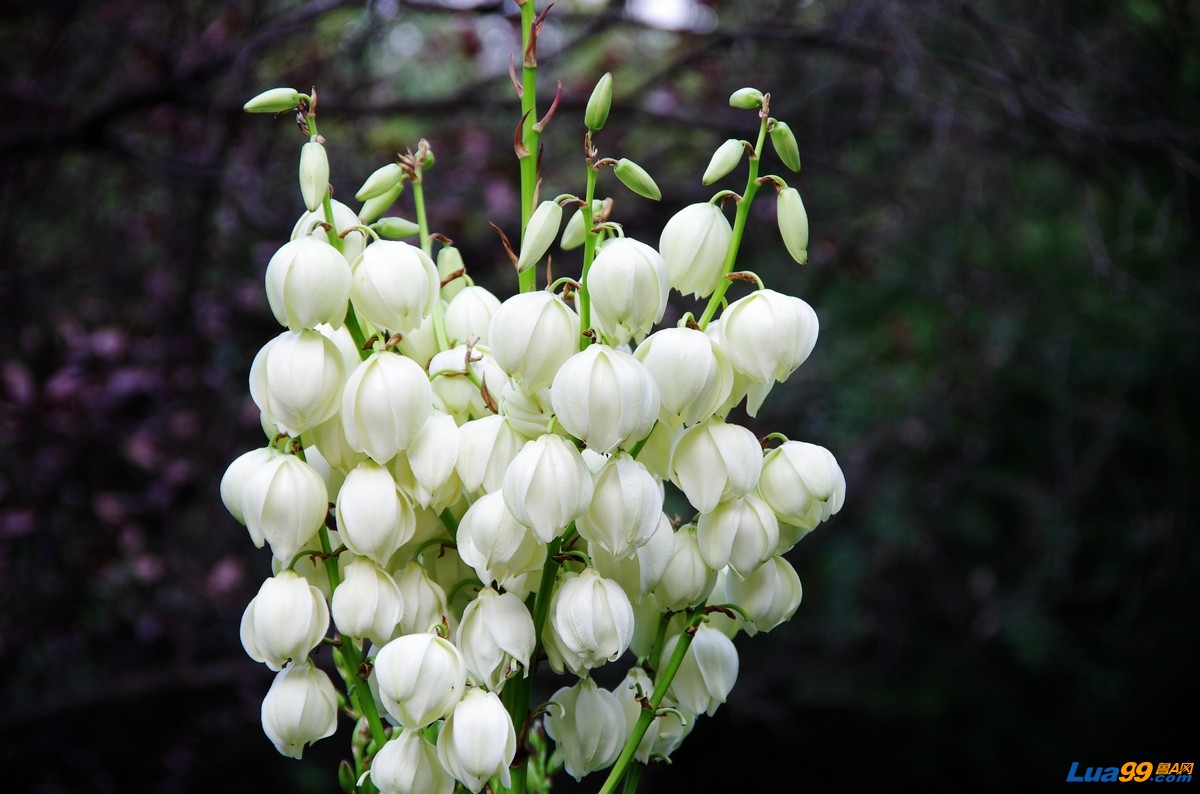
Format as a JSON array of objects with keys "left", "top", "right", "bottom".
[
  {"left": 488, "top": 290, "right": 580, "bottom": 392},
  {"left": 634, "top": 327, "right": 733, "bottom": 428},
  {"left": 335, "top": 460, "right": 416, "bottom": 566},
  {"left": 240, "top": 570, "right": 329, "bottom": 671},
  {"left": 370, "top": 729, "right": 455, "bottom": 794},
  {"left": 260, "top": 660, "right": 338, "bottom": 759},
  {"left": 550, "top": 345, "right": 660, "bottom": 454},
  {"left": 586, "top": 237, "right": 669, "bottom": 345},
  {"left": 221, "top": 446, "right": 282, "bottom": 536},
  {"left": 456, "top": 492, "right": 547, "bottom": 598},
  {"left": 576, "top": 454, "right": 663, "bottom": 559},
  {"left": 717, "top": 289, "right": 818, "bottom": 383},
  {"left": 545, "top": 677, "right": 627, "bottom": 781},
  {"left": 758, "top": 440, "right": 846, "bottom": 542},
  {"left": 437, "top": 688, "right": 517, "bottom": 793},
  {"left": 330, "top": 556, "right": 401, "bottom": 646},
  {"left": 341, "top": 351, "right": 432, "bottom": 464},
  {"left": 264, "top": 236, "right": 350, "bottom": 331},
  {"left": 241, "top": 453, "right": 329, "bottom": 562},
  {"left": 428, "top": 345, "right": 505, "bottom": 423},
  {"left": 249, "top": 329, "right": 345, "bottom": 437},
  {"left": 391, "top": 559, "right": 454, "bottom": 637},
  {"left": 498, "top": 380, "right": 555, "bottom": 439},
  {"left": 659, "top": 202, "right": 732, "bottom": 299},
  {"left": 349, "top": 240, "right": 439, "bottom": 334},
  {"left": 652, "top": 523, "right": 718, "bottom": 611},
  {"left": 669, "top": 418, "right": 763, "bottom": 513},
  {"left": 502, "top": 434, "right": 594, "bottom": 542},
  {"left": 722, "top": 556, "right": 803, "bottom": 636},
  {"left": 401, "top": 411, "right": 461, "bottom": 509},
  {"left": 455, "top": 415, "right": 525, "bottom": 495},
  {"left": 695, "top": 493, "right": 779, "bottom": 579},
  {"left": 549, "top": 568, "right": 634, "bottom": 673},
  {"left": 292, "top": 199, "right": 365, "bottom": 265},
  {"left": 456, "top": 588, "right": 535, "bottom": 692},
  {"left": 590, "top": 511, "right": 675, "bottom": 603},
  {"left": 664, "top": 624, "right": 738, "bottom": 716},
  {"left": 373, "top": 632, "right": 466, "bottom": 729},
  {"left": 444, "top": 285, "right": 502, "bottom": 346}
]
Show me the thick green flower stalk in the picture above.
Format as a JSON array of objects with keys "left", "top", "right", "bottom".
[{"left": 225, "top": 5, "right": 845, "bottom": 793}]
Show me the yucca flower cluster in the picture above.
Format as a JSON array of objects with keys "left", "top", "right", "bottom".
[{"left": 222, "top": 16, "right": 844, "bottom": 793}]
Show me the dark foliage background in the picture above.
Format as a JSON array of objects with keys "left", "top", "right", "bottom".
[{"left": 1, "top": 0, "right": 1197, "bottom": 791}]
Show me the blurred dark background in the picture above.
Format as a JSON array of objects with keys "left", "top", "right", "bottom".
[{"left": 2, "top": 0, "right": 1197, "bottom": 791}]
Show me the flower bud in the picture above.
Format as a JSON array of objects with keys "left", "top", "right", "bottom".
[
  {"left": 545, "top": 677, "right": 627, "bottom": 781},
  {"left": 241, "top": 453, "right": 329, "bottom": 562},
  {"left": 549, "top": 568, "right": 635, "bottom": 672},
  {"left": 371, "top": 216, "right": 421, "bottom": 240},
  {"left": 550, "top": 345, "right": 660, "bottom": 453},
  {"left": 695, "top": 493, "right": 779, "bottom": 578},
  {"left": 613, "top": 158, "right": 661, "bottom": 201},
  {"left": 260, "top": 660, "right": 339, "bottom": 759},
  {"left": 333, "top": 557, "right": 402, "bottom": 643},
  {"left": 444, "top": 285, "right": 501, "bottom": 347},
  {"left": 577, "top": 454, "right": 663, "bottom": 559},
  {"left": 392, "top": 560, "right": 454, "bottom": 636},
  {"left": 292, "top": 199, "right": 365, "bottom": 265},
  {"left": 776, "top": 186, "right": 809, "bottom": 264},
  {"left": 658, "top": 202, "right": 733, "bottom": 299},
  {"left": 488, "top": 290, "right": 580, "bottom": 392},
  {"left": 455, "top": 415, "right": 525, "bottom": 494},
  {"left": 456, "top": 588, "right": 535, "bottom": 692},
  {"left": 722, "top": 555, "right": 802, "bottom": 636},
  {"left": 758, "top": 440, "right": 845, "bottom": 539},
  {"left": 728, "top": 87, "right": 764, "bottom": 109},
  {"left": 586, "top": 237, "right": 670, "bottom": 345},
  {"left": 652, "top": 523, "right": 717, "bottom": 611},
  {"left": 502, "top": 434, "right": 594, "bottom": 542},
  {"left": 221, "top": 446, "right": 282, "bottom": 534},
  {"left": 335, "top": 460, "right": 416, "bottom": 565},
  {"left": 437, "top": 688, "right": 516, "bottom": 793},
  {"left": 359, "top": 179, "right": 405, "bottom": 225},
  {"left": 664, "top": 624, "right": 738, "bottom": 716},
  {"left": 561, "top": 200, "right": 604, "bottom": 250},
  {"left": 456, "top": 492, "right": 547, "bottom": 597},
  {"left": 299, "top": 140, "right": 329, "bottom": 212},
  {"left": 265, "top": 236, "right": 351, "bottom": 331},
  {"left": 634, "top": 327, "right": 733, "bottom": 427},
  {"left": 584, "top": 72, "right": 614, "bottom": 132},
  {"left": 516, "top": 200, "right": 563, "bottom": 272},
  {"left": 370, "top": 729, "right": 455, "bottom": 794},
  {"left": 669, "top": 418, "right": 763, "bottom": 513},
  {"left": 249, "top": 328, "right": 345, "bottom": 437},
  {"left": 244, "top": 87, "right": 301, "bottom": 113},
  {"left": 350, "top": 240, "right": 439, "bottom": 334},
  {"left": 240, "top": 570, "right": 330, "bottom": 671},
  {"left": 341, "top": 351, "right": 433, "bottom": 464},
  {"left": 770, "top": 120, "right": 801, "bottom": 172},
  {"left": 374, "top": 632, "right": 466, "bottom": 729},
  {"left": 437, "top": 244, "right": 468, "bottom": 301},
  {"left": 718, "top": 289, "right": 818, "bottom": 383},
  {"left": 355, "top": 162, "right": 405, "bottom": 202},
  {"left": 702, "top": 139, "right": 743, "bottom": 185}
]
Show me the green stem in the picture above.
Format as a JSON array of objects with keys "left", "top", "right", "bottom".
[
  {"left": 621, "top": 763, "right": 644, "bottom": 794},
  {"left": 412, "top": 179, "right": 451, "bottom": 353},
  {"left": 339, "top": 638, "right": 389, "bottom": 750},
  {"left": 578, "top": 165, "right": 599, "bottom": 349},
  {"left": 696, "top": 115, "right": 770, "bottom": 330},
  {"left": 517, "top": 0, "right": 540, "bottom": 294}
]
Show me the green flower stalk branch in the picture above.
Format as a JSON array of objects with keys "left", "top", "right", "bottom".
[{"left": 228, "top": 4, "right": 844, "bottom": 793}]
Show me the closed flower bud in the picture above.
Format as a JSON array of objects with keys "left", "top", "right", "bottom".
[
  {"left": 584, "top": 72, "right": 613, "bottom": 132},
  {"left": 445, "top": 285, "right": 501, "bottom": 347},
  {"left": 350, "top": 240, "right": 439, "bottom": 334},
  {"left": 550, "top": 345, "right": 660, "bottom": 453},
  {"left": 586, "top": 237, "right": 670, "bottom": 345},
  {"left": 221, "top": 446, "right": 282, "bottom": 534},
  {"left": 292, "top": 199, "right": 365, "bottom": 265},
  {"left": 758, "top": 440, "right": 845, "bottom": 540},
  {"left": 392, "top": 560, "right": 454, "bottom": 636},
  {"left": 664, "top": 624, "right": 738, "bottom": 716},
  {"left": 456, "top": 588, "right": 535, "bottom": 692},
  {"left": 335, "top": 460, "right": 416, "bottom": 565},
  {"left": 613, "top": 158, "right": 661, "bottom": 200},
  {"left": 331, "top": 556, "right": 402, "bottom": 645},
  {"left": 488, "top": 291, "right": 580, "bottom": 392},
  {"left": 776, "top": 186, "right": 809, "bottom": 264},
  {"left": 728, "top": 87, "right": 764, "bottom": 109},
  {"left": 437, "top": 244, "right": 468, "bottom": 301},
  {"left": 634, "top": 327, "right": 733, "bottom": 427},
  {"left": 374, "top": 632, "right": 466, "bottom": 729},
  {"left": 265, "top": 236, "right": 351, "bottom": 331},
  {"left": 577, "top": 454, "right": 663, "bottom": 559},
  {"left": 260, "top": 660, "right": 338, "bottom": 759},
  {"left": 652, "top": 523, "right": 718, "bottom": 611},
  {"left": 371, "top": 215, "right": 421, "bottom": 240},
  {"left": 249, "top": 329, "right": 345, "bottom": 437},
  {"left": 355, "top": 162, "right": 405, "bottom": 202},
  {"left": 561, "top": 200, "right": 605, "bottom": 250},
  {"left": 770, "top": 120, "right": 802, "bottom": 172},
  {"left": 359, "top": 179, "right": 405, "bottom": 225},
  {"left": 617, "top": 667, "right": 693, "bottom": 763},
  {"left": 718, "top": 289, "right": 818, "bottom": 383},
  {"left": 370, "top": 729, "right": 455, "bottom": 794},
  {"left": 658, "top": 202, "right": 733, "bottom": 299},
  {"left": 722, "top": 555, "right": 802, "bottom": 635},
  {"left": 550, "top": 568, "right": 635, "bottom": 672},
  {"left": 244, "top": 87, "right": 301, "bottom": 113},
  {"left": 590, "top": 511, "right": 675, "bottom": 603},
  {"left": 669, "top": 418, "right": 763, "bottom": 513},
  {"left": 695, "top": 493, "right": 779, "bottom": 578},
  {"left": 702, "top": 139, "right": 744, "bottom": 185},
  {"left": 240, "top": 570, "right": 330, "bottom": 671},
  {"left": 456, "top": 415, "right": 525, "bottom": 495},
  {"left": 242, "top": 453, "right": 329, "bottom": 562},
  {"left": 437, "top": 688, "right": 516, "bottom": 793},
  {"left": 516, "top": 200, "right": 563, "bottom": 272},
  {"left": 502, "top": 434, "right": 594, "bottom": 542},
  {"left": 341, "top": 351, "right": 433, "bottom": 464},
  {"left": 545, "top": 677, "right": 627, "bottom": 781},
  {"left": 457, "top": 492, "right": 547, "bottom": 597},
  {"left": 299, "top": 140, "right": 329, "bottom": 212}
]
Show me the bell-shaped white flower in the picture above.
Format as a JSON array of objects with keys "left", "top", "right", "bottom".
[
  {"left": 371, "top": 729, "right": 455, "bottom": 794},
  {"left": 221, "top": 446, "right": 282, "bottom": 537},
  {"left": 241, "top": 453, "right": 329, "bottom": 562},
  {"left": 309, "top": 411, "right": 367, "bottom": 474},
  {"left": 428, "top": 345, "right": 506, "bottom": 423},
  {"left": 577, "top": 454, "right": 663, "bottom": 559},
  {"left": 502, "top": 434, "right": 594, "bottom": 542},
  {"left": 349, "top": 240, "right": 439, "bottom": 334},
  {"left": 396, "top": 310, "right": 440, "bottom": 369},
  {"left": 260, "top": 660, "right": 338, "bottom": 759},
  {"left": 634, "top": 327, "right": 733, "bottom": 428},
  {"left": 249, "top": 329, "right": 345, "bottom": 437},
  {"left": 330, "top": 556, "right": 402, "bottom": 646},
  {"left": 445, "top": 285, "right": 502, "bottom": 346},
  {"left": 456, "top": 588, "right": 535, "bottom": 692},
  {"left": 240, "top": 570, "right": 330, "bottom": 671},
  {"left": 456, "top": 492, "right": 547, "bottom": 598},
  {"left": 392, "top": 560, "right": 454, "bottom": 637},
  {"left": 664, "top": 624, "right": 738, "bottom": 717},
  {"left": 590, "top": 512, "right": 675, "bottom": 603},
  {"left": 341, "top": 351, "right": 433, "bottom": 464},
  {"left": 437, "top": 688, "right": 516, "bottom": 793},
  {"left": 373, "top": 632, "right": 466, "bottom": 729},
  {"left": 488, "top": 290, "right": 580, "bottom": 392},
  {"left": 549, "top": 568, "right": 635, "bottom": 672},
  {"left": 616, "top": 667, "right": 693, "bottom": 763},
  {"left": 545, "top": 677, "right": 627, "bottom": 781},
  {"left": 335, "top": 460, "right": 415, "bottom": 566},
  {"left": 659, "top": 202, "right": 732, "bottom": 299},
  {"left": 695, "top": 493, "right": 779, "bottom": 579},
  {"left": 669, "top": 418, "right": 763, "bottom": 513},
  {"left": 586, "top": 237, "right": 669, "bottom": 345},
  {"left": 722, "top": 555, "right": 803, "bottom": 636},
  {"left": 400, "top": 411, "right": 460, "bottom": 509},
  {"left": 456, "top": 415, "right": 525, "bottom": 495},
  {"left": 758, "top": 440, "right": 846, "bottom": 540},
  {"left": 292, "top": 199, "right": 365, "bottom": 265},
  {"left": 550, "top": 345, "right": 660, "bottom": 454},
  {"left": 265, "top": 236, "right": 351, "bottom": 331},
  {"left": 652, "top": 523, "right": 718, "bottom": 611},
  {"left": 718, "top": 289, "right": 818, "bottom": 383}
]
